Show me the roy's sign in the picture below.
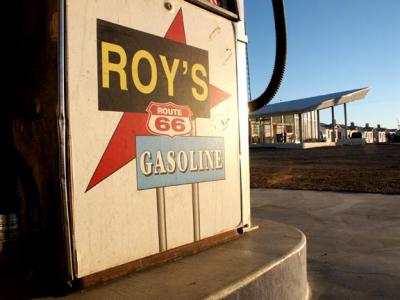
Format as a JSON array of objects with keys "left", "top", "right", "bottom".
[{"left": 97, "top": 19, "right": 210, "bottom": 118}]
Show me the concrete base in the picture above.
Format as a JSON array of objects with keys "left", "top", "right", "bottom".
[{"left": 58, "top": 220, "right": 308, "bottom": 300}]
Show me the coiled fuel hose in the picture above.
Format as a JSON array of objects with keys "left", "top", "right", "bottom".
[{"left": 248, "top": 0, "right": 287, "bottom": 112}]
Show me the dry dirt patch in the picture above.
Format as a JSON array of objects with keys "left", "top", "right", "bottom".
[{"left": 250, "top": 144, "right": 400, "bottom": 194}]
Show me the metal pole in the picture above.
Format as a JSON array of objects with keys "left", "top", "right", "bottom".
[
  {"left": 344, "top": 103, "right": 348, "bottom": 139},
  {"left": 192, "top": 182, "right": 200, "bottom": 241},
  {"left": 156, "top": 187, "right": 167, "bottom": 251},
  {"left": 192, "top": 121, "right": 200, "bottom": 241},
  {"left": 293, "top": 114, "right": 297, "bottom": 143},
  {"left": 299, "top": 113, "right": 303, "bottom": 143},
  {"left": 270, "top": 117, "right": 273, "bottom": 143},
  {"left": 317, "top": 110, "right": 320, "bottom": 141},
  {"left": 331, "top": 107, "right": 336, "bottom": 142}
]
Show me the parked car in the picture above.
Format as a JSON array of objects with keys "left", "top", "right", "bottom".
[
  {"left": 351, "top": 132, "right": 362, "bottom": 139},
  {"left": 387, "top": 132, "right": 400, "bottom": 143}
]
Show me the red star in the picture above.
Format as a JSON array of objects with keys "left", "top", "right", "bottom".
[{"left": 86, "top": 9, "right": 230, "bottom": 192}]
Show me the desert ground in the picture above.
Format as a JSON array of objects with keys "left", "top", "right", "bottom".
[{"left": 250, "top": 144, "right": 400, "bottom": 194}]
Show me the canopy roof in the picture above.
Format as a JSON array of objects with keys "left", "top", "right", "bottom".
[{"left": 250, "top": 87, "right": 370, "bottom": 117}]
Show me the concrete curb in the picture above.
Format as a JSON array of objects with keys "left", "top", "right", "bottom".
[
  {"left": 208, "top": 220, "right": 308, "bottom": 300},
  {"left": 56, "top": 219, "right": 308, "bottom": 300}
]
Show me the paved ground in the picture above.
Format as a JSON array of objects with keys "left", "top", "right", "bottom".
[
  {"left": 250, "top": 144, "right": 400, "bottom": 193},
  {"left": 251, "top": 189, "right": 400, "bottom": 300},
  {"left": 3, "top": 188, "right": 399, "bottom": 299}
]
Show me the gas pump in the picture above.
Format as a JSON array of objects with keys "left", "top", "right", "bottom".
[{"left": 0, "top": 0, "right": 286, "bottom": 291}]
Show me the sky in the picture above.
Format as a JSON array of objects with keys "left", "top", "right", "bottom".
[{"left": 244, "top": 0, "right": 400, "bottom": 129}]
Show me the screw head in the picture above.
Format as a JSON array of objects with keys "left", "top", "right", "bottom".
[{"left": 164, "top": 2, "right": 173, "bottom": 11}]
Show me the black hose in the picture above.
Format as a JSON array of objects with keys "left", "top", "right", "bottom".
[{"left": 248, "top": 0, "right": 287, "bottom": 112}]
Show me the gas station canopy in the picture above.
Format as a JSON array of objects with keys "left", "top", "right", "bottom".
[{"left": 251, "top": 87, "right": 370, "bottom": 117}]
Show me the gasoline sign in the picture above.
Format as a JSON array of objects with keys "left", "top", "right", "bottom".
[{"left": 136, "top": 136, "right": 225, "bottom": 190}]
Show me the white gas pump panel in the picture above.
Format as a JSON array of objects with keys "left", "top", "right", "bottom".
[{"left": 65, "top": 0, "right": 247, "bottom": 277}]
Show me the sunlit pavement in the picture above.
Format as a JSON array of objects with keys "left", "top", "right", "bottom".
[{"left": 251, "top": 189, "right": 400, "bottom": 300}]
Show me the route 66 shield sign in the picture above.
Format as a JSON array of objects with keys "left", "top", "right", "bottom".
[{"left": 146, "top": 102, "right": 193, "bottom": 137}]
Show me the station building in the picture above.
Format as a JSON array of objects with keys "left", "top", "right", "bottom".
[{"left": 249, "top": 87, "right": 370, "bottom": 148}]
